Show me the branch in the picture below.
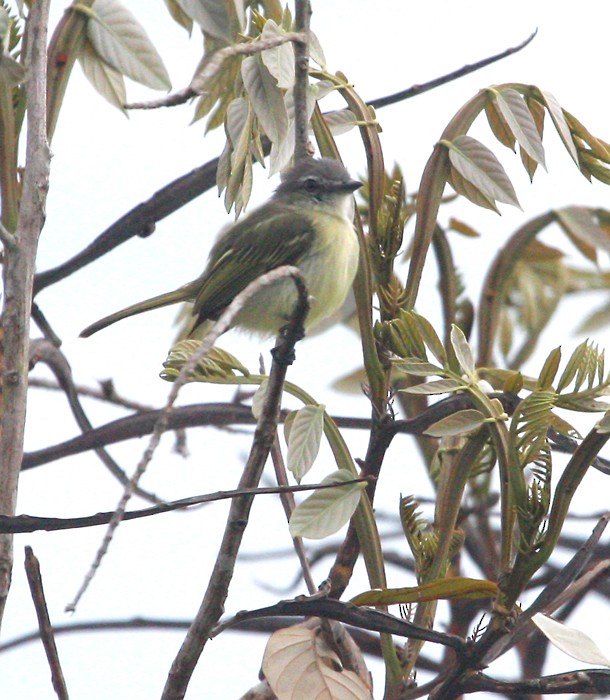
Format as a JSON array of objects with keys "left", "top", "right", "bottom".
[
  {"left": 24, "top": 547, "right": 69, "bottom": 700},
  {"left": 0, "top": 477, "right": 370, "bottom": 534},
  {"left": 28, "top": 339, "right": 163, "bottom": 503},
  {"left": 0, "top": 0, "right": 51, "bottom": 626},
  {"left": 214, "top": 598, "right": 468, "bottom": 652},
  {"left": 33, "top": 158, "right": 219, "bottom": 294},
  {"left": 292, "top": 1, "right": 311, "bottom": 161},
  {"left": 125, "top": 32, "right": 307, "bottom": 111},
  {"left": 162, "top": 269, "right": 309, "bottom": 700},
  {"left": 368, "top": 30, "right": 537, "bottom": 110}
]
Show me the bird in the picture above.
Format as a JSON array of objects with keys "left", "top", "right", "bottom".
[{"left": 80, "top": 157, "right": 362, "bottom": 340}]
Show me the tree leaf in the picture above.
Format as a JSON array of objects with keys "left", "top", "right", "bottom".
[
  {"left": 324, "top": 109, "right": 358, "bottom": 136},
  {"left": 78, "top": 39, "right": 127, "bottom": 112},
  {"left": 286, "top": 404, "right": 326, "bottom": 483},
  {"left": 350, "top": 577, "right": 498, "bottom": 606},
  {"left": 445, "top": 135, "right": 521, "bottom": 210},
  {"left": 493, "top": 88, "right": 546, "bottom": 168},
  {"left": 394, "top": 358, "right": 445, "bottom": 377},
  {"left": 557, "top": 207, "right": 610, "bottom": 263},
  {"left": 87, "top": 0, "right": 171, "bottom": 91},
  {"left": 451, "top": 324, "right": 475, "bottom": 376},
  {"left": 412, "top": 312, "right": 447, "bottom": 365},
  {"left": 423, "top": 409, "right": 486, "bottom": 437},
  {"left": 251, "top": 379, "right": 269, "bottom": 420},
  {"left": 262, "top": 626, "right": 372, "bottom": 700},
  {"left": 177, "top": 0, "right": 244, "bottom": 42},
  {"left": 485, "top": 100, "right": 516, "bottom": 151},
  {"left": 532, "top": 613, "right": 610, "bottom": 667},
  {"left": 401, "top": 378, "right": 464, "bottom": 395},
  {"left": 260, "top": 19, "right": 295, "bottom": 89},
  {"left": 242, "top": 54, "right": 288, "bottom": 144},
  {"left": 447, "top": 165, "right": 498, "bottom": 212},
  {"left": 539, "top": 90, "right": 579, "bottom": 165},
  {"left": 289, "top": 470, "right": 365, "bottom": 540},
  {"left": 520, "top": 96, "right": 545, "bottom": 180},
  {"left": 163, "top": 0, "right": 193, "bottom": 34}
]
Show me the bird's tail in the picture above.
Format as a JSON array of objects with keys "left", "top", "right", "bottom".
[{"left": 80, "top": 286, "right": 196, "bottom": 338}]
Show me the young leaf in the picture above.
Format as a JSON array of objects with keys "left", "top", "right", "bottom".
[
  {"left": 78, "top": 39, "right": 127, "bottom": 112},
  {"left": 242, "top": 54, "right": 288, "bottom": 144},
  {"left": 262, "top": 626, "right": 372, "bottom": 700},
  {"left": 423, "top": 409, "right": 486, "bottom": 437},
  {"left": 395, "top": 358, "right": 445, "bottom": 377},
  {"left": 450, "top": 324, "right": 475, "bottom": 376},
  {"left": 350, "top": 577, "right": 498, "bottom": 606},
  {"left": 401, "top": 378, "right": 464, "bottom": 395},
  {"left": 444, "top": 135, "right": 521, "bottom": 210},
  {"left": 87, "top": 0, "right": 171, "bottom": 91},
  {"left": 537, "top": 347, "right": 561, "bottom": 390},
  {"left": 520, "top": 96, "right": 545, "bottom": 180},
  {"left": 178, "top": 0, "right": 243, "bottom": 42},
  {"left": 289, "top": 470, "right": 365, "bottom": 540},
  {"left": 539, "top": 90, "right": 579, "bottom": 165},
  {"left": 493, "top": 88, "right": 546, "bottom": 168},
  {"left": 532, "top": 613, "right": 610, "bottom": 667},
  {"left": 286, "top": 404, "right": 326, "bottom": 483},
  {"left": 260, "top": 19, "right": 295, "bottom": 89},
  {"left": 251, "top": 379, "right": 269, "bottom": 420}
]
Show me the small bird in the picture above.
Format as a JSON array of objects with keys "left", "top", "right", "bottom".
[{"left": 80, "top": 157, "right": 362, "bottom": 340}]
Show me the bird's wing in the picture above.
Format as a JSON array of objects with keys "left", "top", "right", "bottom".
[{"left": 192, "top": 207, "right": 315, "bottom": 322}]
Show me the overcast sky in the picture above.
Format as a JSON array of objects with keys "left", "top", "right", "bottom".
[{"left": 3, "top": 1, "right": 610, "bottom": 698}]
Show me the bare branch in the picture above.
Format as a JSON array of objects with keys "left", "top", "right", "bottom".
[
  {"left": 162, "top": 268, "right": 309, "bottom": 700},
  {"left": 24, "top": 547, "right": 69, "bottom": 700},
  {"left": 0, "top": 0, "right": 51, "bottom": 626}
]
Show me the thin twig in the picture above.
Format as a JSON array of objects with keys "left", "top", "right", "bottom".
[
  {"left": 161, "top": 269, "right": 309, "bottom": 700},
  {"left": 0, "top": 477, "right": 370, "bottom": 534},
  {"left": 66, "top": 266, "right": 305, "bottom": 615},
  {"left": 368, "top": 30, "right": 537, "bottom": 110},
  {"left": 292, "top": 1, "right": 311, "bottom": 162},
  {"left": 125, "top": 32, "right": 307, "bottom": 111},
  {"left": 28, "top": 339, "right": 163, "bottom": 503},
  {"left": 24, "top": 547, "right": 69, "bottom": 700}
]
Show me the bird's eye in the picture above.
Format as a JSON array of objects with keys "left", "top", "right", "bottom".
[{"left": 303, "top": 177, "right": 319, "bottom": 192}]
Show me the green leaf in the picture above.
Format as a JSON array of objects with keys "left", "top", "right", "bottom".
[
  {"left": 450, "top": 324, "right": 475, "bottom": 376},
  {"left": 395, "top": 358, "right": 445, "bottom": 377},
  {"left": 260, "top": 19, "right": 295, "bottom": 89},
  {"left": 87, "top": 0, "right": 171, "bottom": 91},
  {"left": 423, "top": 409, "right": 486, "bottom": 437},
  {"left": 444, "top": 135, "right": 521, "bottom": 210},
  {"left": 242, "top": 54, "right": 288, "bottom": 144},
  {"left": 537, "top": 347, "right": 561, "bottom": 390},
  {"left": 286, "top": 404, "right": 326, "bottom": 483},
  {"left": 78, "top": 39, "right": 127, "bottom": 112},
  {"left": 350, "top": 577, "right": 498, "bottom": 606},
  {"left": 288, "top": 470, "right": 365, "bottom": 540},
  {"left": 401, "top": 378, "right": 464, "bottom": 395},
  {"left": 412, "top": 313, "right": 447, "bottom": 365},
  {"left": 493, "top": 88, "right": 546, "bottom": 169}
]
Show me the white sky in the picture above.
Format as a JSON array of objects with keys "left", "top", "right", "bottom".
[{"left": 3, "top": 1, "right": 610, "bottom": 698}]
